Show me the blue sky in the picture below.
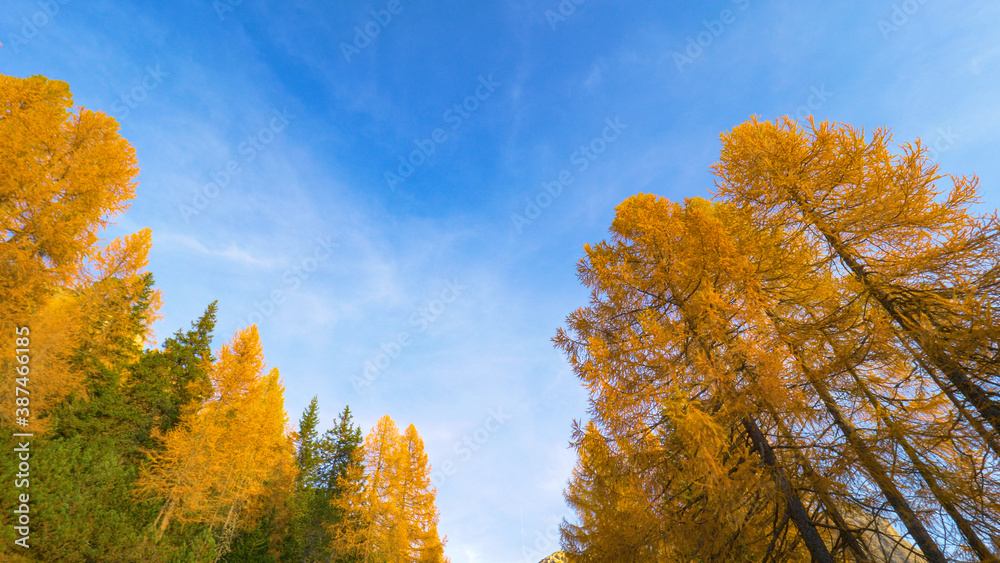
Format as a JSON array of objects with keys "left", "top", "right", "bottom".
[{"left": 4, "top": 0, "right": 1000, "bottom": 560}]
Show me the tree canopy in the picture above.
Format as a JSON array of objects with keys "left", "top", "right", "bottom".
[{"left": 558, "top": 118, "right": 1000, "bottom": 562}]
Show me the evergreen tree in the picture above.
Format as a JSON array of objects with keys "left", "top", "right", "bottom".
[
  {"left": 297, "top": 397, "right": 323, "bottom": 489},
  {"left": 320, "top": 406, "right": 365, "bottom": 495},
  {"left": 122, "top": 302, "right": 218, "bottom": 453}
]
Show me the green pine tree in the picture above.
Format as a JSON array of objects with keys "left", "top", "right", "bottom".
[
  {"left": 296, "top": 396, "right": 323, "bottom": 489},
  {"left": 280, "top": 403, "right": 365, "bottom": 562}
]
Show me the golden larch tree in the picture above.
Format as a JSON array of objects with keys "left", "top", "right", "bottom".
[
  {"left": 136, "top": 325, "right": 297, "bottom": 560},
  {"left": 557, "top": 188, "right": 999, "bottom": 562},
  {"left": 330, "top": 416, "right": 448, "bottom": 563},
  {"left": 714, "top": 116, "right": 1000, "bottom": 441},
  {"left": 1, "top": 74, "right": 159, "bottom": 429},
  {"left": 398, "top": 423, "right": 448, "bottom": 563},
  {"left": 714, "top": 117, "right": 1000, "bottom": 561}
]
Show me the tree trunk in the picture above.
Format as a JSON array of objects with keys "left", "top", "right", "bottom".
[
  {"left": 846, "top": 366, "right": 998, "bottom": 563},
  {"left": 786, "top": 186, "right": 1000, "bottom": 436},
  {"left": 898, "top": 338, "right": 1000, "bottom": 458},
  {"left": 771, "top": 412, "right": 874, "bottom": 562},
  {"left": 793, "top": 351, "right": 948, "bottom": 563},
  {"left": 155, "top": 496, "right": 176, "bottom": 540},
  {"left": 743, "top": 416, "right": 835, "bottom": 563}
]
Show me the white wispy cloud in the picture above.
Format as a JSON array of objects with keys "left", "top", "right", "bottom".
[{"left": 155, "top": 232, "right": 276, "bottom": 268}]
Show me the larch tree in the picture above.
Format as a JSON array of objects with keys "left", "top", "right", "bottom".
[
  {"left": 556, "top": 196, "right": 841, "bottom": 562},
  {"left": 328, "top": 443, "right": 369, "bottom": 562},
  {"left": 329, "top": 415, "right": 448, "bottom": 563},
  {"left": 136, "top": 325, "right": 297, "bottom": 561},
  {"left": 398, "top": 424, "right": 448, "bottom": 563},
  {"left": 557, "top": 188, "right": 999, "bottom": 562},
  {"left": 330, "top": 414, "right": 403, "bottom": 562},
  {"left": 0, "top": 74, "right": 159, "bottom": 429},
  {"left": 0, "top": 74, "right": 167, "bottom": 559},
  {"left": 714, "top": 116, "right": 1000, "bottom": 441},
  {"left": 560, "top": 421, "right": 682, "bottom": 562},
  {"left": 714, "top": 117, "right": 1000, "bottom": 561},
  {"left": 0, "top": 74, "right": 139, "bottom": 315}
]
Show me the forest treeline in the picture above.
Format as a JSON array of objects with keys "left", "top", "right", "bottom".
[
  {"left": 0, "top": 75, "right": 448, "bottom": 561},
  {"left": 557, "top": 118, "right": 1000, "bottom": 561}
]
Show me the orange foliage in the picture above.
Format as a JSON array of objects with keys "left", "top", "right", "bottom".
[
  {"left": 330, "top": 415, "right": 448, "bottom": 563},
  {"left": 1, "top": 75, "right": 158, "bottom": 430},
  {"left": 136, "top": 326, "right": 297, "bottom": 557}
]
